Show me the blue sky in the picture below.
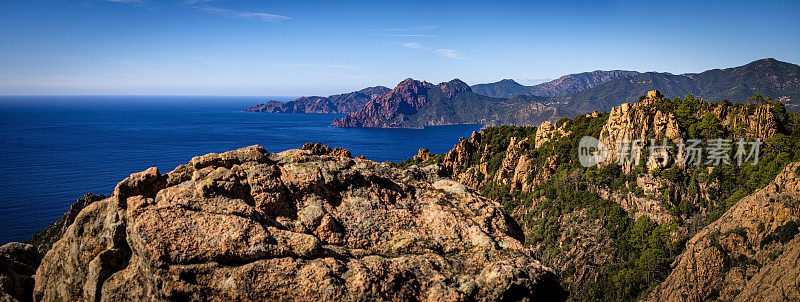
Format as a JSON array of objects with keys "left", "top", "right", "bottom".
[{"left": 1, "top": 0, "right": 799, "bottom": 96}]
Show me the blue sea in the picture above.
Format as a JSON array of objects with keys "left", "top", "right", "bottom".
[{"left": 0, "top": 96, "right": 482, "bottom": 244}]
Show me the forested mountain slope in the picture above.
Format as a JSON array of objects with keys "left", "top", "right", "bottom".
[{"left": 398, "top": 90, "right": 800, "bottom": 301}]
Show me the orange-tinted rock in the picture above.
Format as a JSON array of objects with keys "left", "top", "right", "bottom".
[{"left": 32, "top": 145, "right": 563, "bottom": 301}]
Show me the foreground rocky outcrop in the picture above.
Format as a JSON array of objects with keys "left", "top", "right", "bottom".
[
  {"left": 27, "top": 144, "right": 562, "bottom": 301},
  {"left": 24, "top": 193, "right": 106, "bottom": 253}
]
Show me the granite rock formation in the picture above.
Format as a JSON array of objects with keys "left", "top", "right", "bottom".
[{"left": 28, "top": 144, "right": 563, "bottom": 301}]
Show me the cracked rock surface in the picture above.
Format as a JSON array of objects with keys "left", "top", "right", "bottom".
[{"left": 32, "top": 144, "right": 562, "bottom": 301}]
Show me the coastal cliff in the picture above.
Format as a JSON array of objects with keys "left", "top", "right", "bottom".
[
  {"left": 245, "top": 86, "right": 390, "bottom": 114},
  {"left": 331, "top": 78, "right": 558, "bottom": 128}
]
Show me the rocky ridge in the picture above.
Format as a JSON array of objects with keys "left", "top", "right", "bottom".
[
  {"left": 472, "top": 59, "right": 799, "bottom": 122},
  {"left": 530, "top": 70, "right": 642, "bottom": 97},
  {"left": 470, "top": 70, "right": 639, "bottom": 98},
  {"left": 7, "top": 144, "right": 563, "bottom": 301}
]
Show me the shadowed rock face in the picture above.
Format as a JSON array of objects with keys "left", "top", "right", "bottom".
[
  {"left": 0, "top": 193, "right": 105, "bottom": 302},
  {"left": 31, "top": 144, "right": 563, "bottom": 301},
  {"left": 0, "top": 242, "right": 42, "bottom": 302}
]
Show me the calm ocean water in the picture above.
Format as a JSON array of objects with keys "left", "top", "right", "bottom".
[{"left": 0, "top": 96, "right": 482, "bottom": 244}]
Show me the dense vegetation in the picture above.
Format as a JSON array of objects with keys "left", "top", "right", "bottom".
[
  {"left": 395, "top": 92, "right": 800, "bottom": 301},
  {"left": 486, "top": 95, "right": 800, "bottom": 300},
  {"left": 477, "top": 113, "right": 677, "bottom": 301},
  {"left": 645, "top": 94, "right": 800, "bottom": 222}
]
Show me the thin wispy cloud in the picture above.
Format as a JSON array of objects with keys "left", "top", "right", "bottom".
[
  {"left": 198, "top": 6, "right": 290, "bottom": 23},
  {"left": 106, "top": 0, "right": 144, "bottom": 4},
  {"left": 401, "top": 43, "right": 465, "bottom": 60},
  {"left": 318, "top": 72, "right": 374, "bottom": 80},
  {"left": 368, "top": 25, "right": 439, "bottom": 38},
  {"left": 434, "top": 49, "right": 466, "bottom": 60},
  {"left": 373, "top": 25, "right": 439, "bottom": 32},
  {"left": 374, "top": 28, "right": 411, "bottom": 31},
  {"left": 326, "top": 64, "right": 358, "bottom": 70},
  {"left": 373, "top": 34, "right": 438, "bottom": 38},
  {"left": 289, "top": 63, "right": 358, "bottom": 70},
  {"left": 402, "top": 42, "right": 429, "bottom": 50}
]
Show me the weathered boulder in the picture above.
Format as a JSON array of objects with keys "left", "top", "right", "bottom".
[
  {"left": 1, "top": 193, "right": 108, "bottom": 302},
  {"left": 33, "top": 144, "right": 563, "bottom": 301}
]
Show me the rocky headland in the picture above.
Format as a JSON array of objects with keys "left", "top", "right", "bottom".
[{"left": 244, "top": 86, "right": 390, "bottom": 114}]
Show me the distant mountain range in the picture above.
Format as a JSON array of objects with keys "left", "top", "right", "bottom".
[
  {"left": 244, "top": 86, "right": 389, "bottom": 113},
  {"left": 471, "top": 70, "right": 639, "bottom": 98},
  {"left": 554, "top": 58, "right": 800, "bottom": 113},
  {"left": 245, "top": 58, "right": 800, "bottom": 128},
  {"left": 331, "top": 79, "right": 556, "bottom": 128}
]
